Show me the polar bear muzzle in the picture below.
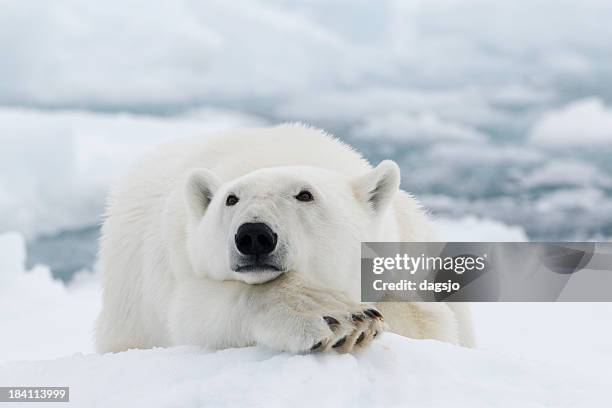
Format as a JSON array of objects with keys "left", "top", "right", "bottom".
[{"left": 232, "top": 222, "right": 285, "bottom": 274}]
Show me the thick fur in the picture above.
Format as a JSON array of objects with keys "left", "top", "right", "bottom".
[{"left": 96, "top": 124, "right": 475, "bottom": 353}]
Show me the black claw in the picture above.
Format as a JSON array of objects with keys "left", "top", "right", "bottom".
[
  {"left": 356, "top": 332, "right": 366, "bottom": 345},
  {"left": 352, "top": 313, "right": 365, "bottom": 323},
  {"left": 363, "top": 310, "right": 375, "bottom": 318},
  {"left": 311, "top": 341, "right": 323, "bottom": 351},
  {"left": 364, "top": 309, "right": 382, "bottom": 319},
  {"left": 373, "top": 331, "right": 380, "bottom": 338},
  {"left": 332, "top": 336, "right": 347, "bottom": 348},
  {"left": 323, "top": 316, "right": 340, "bottom": 326}
]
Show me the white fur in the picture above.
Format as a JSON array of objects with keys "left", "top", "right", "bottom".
[{"left": 96, "top": 124, "right": 475, "bottom": 353}]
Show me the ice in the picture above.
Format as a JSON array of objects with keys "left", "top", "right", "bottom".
[
  {"left": 534, "top": 187, "right": 609, "bottom": 213},
  {"left": 0, "top": 107, "right": 263, "bottom": 238},
  {"left": 2, "top": 0, "right": 612, "bottom": 118},
  {"left": 0, "top": 0, "right": 351, "bottom": 108},
  {"left": 529, "top": 99, "right": 612, "bottom": 147},
  {"left": 434, "top": 216, "right": 528, "bottom": 242},
  {"left": 0, "top": 232, "right": 25, "bottom": 284},
  {"left": 354, "top": 112, "right": 487, "bottom": 143},
  {"left": 521, "top": 160, "right": 612, "bottom": 188},
  {"left": 279, "top": 87, "right": 509, "bottom": 128},
  {"left": 0, "top": 232, "right": 100, "bottom": 363}
]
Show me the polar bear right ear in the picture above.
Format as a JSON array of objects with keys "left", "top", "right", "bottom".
[
  {"left": 185, "top": 168, "right": 221, "bottom": 220},
  {"left": 352, "top": 160, "right": 401, "bottom": 215}
]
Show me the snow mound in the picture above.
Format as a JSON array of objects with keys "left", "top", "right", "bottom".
[
  {"left": 0, "top": 334, "right": 604, "bottom": 408},
  {"left": 0, "top": 232, "right": 100, "bottom": 363},
  {"left": 0, "top": 107, "right": 262, "bottom": 238},
  {"left": 529, "top": 98, "right": 612, "bottom": 147}
]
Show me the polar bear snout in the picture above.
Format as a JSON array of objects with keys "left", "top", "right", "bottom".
[
  {"left": 235, "top": 223, "right": 278, "bottom": 256},
  {"left": 231, "top": 222, "right": 286, "bottom": 276}
]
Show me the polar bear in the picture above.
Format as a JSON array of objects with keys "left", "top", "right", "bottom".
[{"left": 96, "top": 124, "right": 475, "bottom": 354}]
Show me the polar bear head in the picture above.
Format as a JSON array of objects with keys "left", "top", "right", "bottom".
[{"left": 184, "top": 161, "right": 400, "bottom": 288}]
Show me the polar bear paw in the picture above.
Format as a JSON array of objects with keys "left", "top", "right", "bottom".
[
  {"left": 308, "top": 308, "right": 386, "bottom": 353},
  {"left": 254, "top": 276, "right": 387, "bottom": 353},
  {"left": 258, "top": 302, "right": 386, "bottom": 354}
]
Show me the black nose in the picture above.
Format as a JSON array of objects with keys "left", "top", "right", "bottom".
[{"left": 235, "top": 223, "right": 278, "bottom": 256}]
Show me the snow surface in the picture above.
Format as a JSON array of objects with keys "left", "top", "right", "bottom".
[
  {"left": 1, "top": 334, "right": 606, "bottom": 408},
  {"left": 1, "top": 231, "right": 611, "bottom": 407},
  {"left": 0, "top": 233, "right": 99, "bottom": 363}
]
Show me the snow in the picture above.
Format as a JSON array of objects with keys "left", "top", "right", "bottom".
[
  {"left": 0, "top": 233, "right": 99, "bottom": 363},
  {"left": 1, "top": 231, "right": 610, "bottom": 406},
  {"left": 434, "top": 216, "right": 528, "bottom": 242},
  {"left": 0, "top": 107, "right": 263, "bottom": 238},
  {"left": 529, "top": 98, "right": 612, "bottom": 147},
  {"left": 1, "top": 334, "right": 606, "bottom": 408},
  {"left": 472, "top": 302, "right": 612, "bottom": 372}
]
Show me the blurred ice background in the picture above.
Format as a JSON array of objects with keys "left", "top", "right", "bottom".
[{"left": 1, "top": 0, "right": 612, "bottom": 279}]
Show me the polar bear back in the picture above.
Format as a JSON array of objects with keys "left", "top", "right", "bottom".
[{"left": 127, "top": 124, "right": 370, "bottom": 190}]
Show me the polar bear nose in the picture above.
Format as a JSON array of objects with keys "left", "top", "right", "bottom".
[{"left": 235, "top": 223, "right": 278, "bottom": 256}]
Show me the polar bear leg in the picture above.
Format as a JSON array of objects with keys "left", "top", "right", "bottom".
[
  {"left": 376, "top": 302, "right": 476, "bottom": 347},
  {"left": 446, "top": 302, "right": 477, "bottom": 347},
  {"left": 95, "top": 303, "right": 153, "bottom": 353},
  {"left": 250, "top": 274, "right": 386, "bottom": 353},
  {"left": 375, "top": 302, "right": 461, "bottom": 345},
  {"left": 168, "top": 274, "right": 385, "bottom": 353}
]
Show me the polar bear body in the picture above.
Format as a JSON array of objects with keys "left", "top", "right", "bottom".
[{"left": 96, "top": 124, "right": 474, "bottom": 353}]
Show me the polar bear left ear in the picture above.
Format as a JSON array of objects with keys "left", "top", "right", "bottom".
[
  {"left": 352, "top": 160, "right": 400, "bottom": 215},
  {"left": 185, "top": 168, "right": 221, "bottom": 220}
]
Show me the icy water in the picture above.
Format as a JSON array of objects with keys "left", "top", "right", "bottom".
[{"left": 26, "top": 226, "right": 100, "bottom": 282}]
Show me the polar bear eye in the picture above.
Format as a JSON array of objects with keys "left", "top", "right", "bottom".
[
  {"left": 226, "top": 194, "right": 239, "bottom": 206},
  {"left": 295, "top": 190, "right": 314, "bottom": 202}
]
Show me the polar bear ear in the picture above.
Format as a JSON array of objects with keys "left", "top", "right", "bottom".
[
  {"left": 185, "top": 168, "right": 221, "bottom": 220},
  {"left": 352, "top": 160, "right": 400, "bottom": 215}
]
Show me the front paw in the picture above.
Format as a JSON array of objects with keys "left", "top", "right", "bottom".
[
  {"left": 252, "top": 275, "right": 386, "bottom": 353},
  {"left": 255, "top": 300, "right": 386, "bottom": 354},
  {"left": 309, "top": 308, "right": 385, "bottom": 353}
]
